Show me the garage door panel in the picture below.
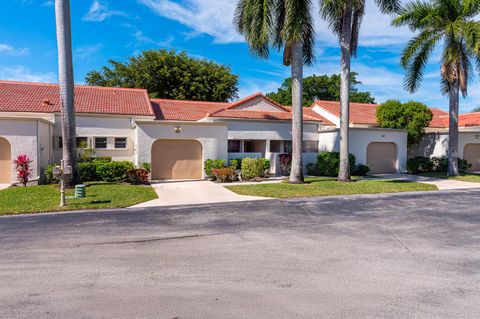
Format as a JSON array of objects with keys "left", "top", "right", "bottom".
[
  {"left": 463, "top": 144, "right": 480, "bottom": 172},
  {"left": 367, "top": 142, "right": 397, "bottom": 174},
  {"left": 0, "top": 137, "right": 11, "bottom": 183},
  {"left": 151, "top": 140, "right": 202, "bottom": 180}
]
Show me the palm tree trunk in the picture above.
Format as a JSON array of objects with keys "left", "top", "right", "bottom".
[
  {"left": 289, "top": 41, "right": 305, "bottom": 184},
  {"left": 448, "top": 79, "right": 460, "bottom": 176},
  {"left": 55, "top": 0, "right": 79, "bottom": 185},
  {"left": 338, "top": 2, "right": 353, "bottom": 182}
]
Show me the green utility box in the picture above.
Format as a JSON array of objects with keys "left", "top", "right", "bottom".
[{"left": 75, "top": 184, "right": 86, "bottom": 198}]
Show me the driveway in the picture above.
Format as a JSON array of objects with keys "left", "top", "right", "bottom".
[
  {"left": 131, "top": 180, "right": 270, "bottom": 207},
  {"left": 381, "top": 173, "right": 480, "bottom": 190},
  {"left": 1, "top": 190, "right": 480, "bottom": 318}
]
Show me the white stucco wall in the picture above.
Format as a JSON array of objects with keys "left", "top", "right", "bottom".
[
  {"left": 233, "top": 96, "right": 283, "bottom": 111},
  {"left": 52, "top": 115, "right": 136, "bottom": 162},
  {"left": 318, "top": 128, "right": 408, "bottom": 173},
  {"left": 136, "top": 122, "right": 228, "bottom": 178},
  {"left": 38, "top": 121, "right": 53, "bottom": 181},
  {"left": 412, "top": 131, "right": 480, "bottom": 159},
  {"left": 223, "top": 120, "right": 319, "bottom": 141},
  {"left": 0, "top": 119, "right": 41, "bottom": 183}
]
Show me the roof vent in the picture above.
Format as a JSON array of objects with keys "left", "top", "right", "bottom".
[{"left": 42, "top": 99, "right": 52, "bottom": 106}]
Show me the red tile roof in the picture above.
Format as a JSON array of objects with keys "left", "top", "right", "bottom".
[
  {"left": 429, "top": 108, "right": 449, "bottom": 128},
  {"left": 208, "top": 109, "right": 323, "bottom": 122},
  {"left": 225, "top": 92, "right": 292, "bottom": 112},
  {"left": 314, "top": 100, "right": 379, "bottom": 125},
  {"left": 0, "top": 80, "right": 153, "bottom": 116},
  {"left": 151, "top": 99, "right": 229, "bottom": 121},
  {"left": 460, "top": 112, "right": 480, "bottom": 127}
]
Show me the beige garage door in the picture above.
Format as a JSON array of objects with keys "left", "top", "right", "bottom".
[
  {"left": 0, "top": 137, "right": 11, "bottom": 183},
  {"left": 463, "top": 144, "right": 480, "bottom": 172},
  {"left": 151, "top": 139, "right": 203, "bottom": 180},
  {"left": 367, "top": 142, "right": 397, "bottom": 174}
]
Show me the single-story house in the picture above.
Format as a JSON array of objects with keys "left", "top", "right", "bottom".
[
  {"left": 0, "top": 80, "right": 411, "bottom": 184},
  {"left": 311, "top": 100, "right": 408, "bottom": 174},
  {"left": 411, "top": 108, "right": 480, "bottom": 171}
]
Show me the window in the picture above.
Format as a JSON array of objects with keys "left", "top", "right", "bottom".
[
  {"left": 284, "top": 141, "right": 292, "bottom": 154},
  {"left": 228, "top": 140, "right": 241, "bottom": 153},
  {"left": 270, "top": 140, "right": 282, "bottom": 153},
  {"left": 57, "top": 136, "right": 87, "bottom": 149},
  {"left": 115, "top": 137, "right": 127, "bottom": 149},
  {"left": 303, "top": 141, "right": 318, "bottom": 153},
  {"left": 95, "top": 137, "right": 107, "bottom": 149},
  {"left": 76, "top": 137, "right": 88, "bottom": 148}
]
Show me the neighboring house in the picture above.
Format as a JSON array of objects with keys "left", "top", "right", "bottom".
[
  {"left": 411, "top": 108, "right": 480, "bottom": 171},
  {"left": 311, "top": 100, "right": 408, "bottom": 174}
]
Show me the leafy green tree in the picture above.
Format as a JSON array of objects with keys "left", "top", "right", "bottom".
[
  {"left": 471, "top": 106, "right": 480, "bottom": 113},
  {"left": 377, "top": 100, "right": 433, "bottom": 146},
  {"left": 234, "top": 0, "right": 316, "bottom": 184},
  {"left": 392, "top": 0, "right": 480, "bottom": 176},
  {"left": 267, "top": 72, "right": 375, "bottom": 106},
  {"left": 86, "top": 49, "right": 239, "bottom": 102},
  {"left": 320, "top": 0, "right": 400, "bottom": 182}
]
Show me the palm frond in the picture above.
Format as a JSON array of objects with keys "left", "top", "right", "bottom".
[
  {"left": 404, "top": 35, "right": 439, "bottom": 92},
  {"left": 375, "top": 0, "right": 401, "bottom": 14},
  {"left": 392, "top": 0, "right": 436, "bottom": 31},
  {"left": 350, "top": 0, "right": 365, "bottom": 56}
]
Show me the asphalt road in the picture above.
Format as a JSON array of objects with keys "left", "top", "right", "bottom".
[{"left": 1, "top": 189, "right": 480, "bottom": 318}]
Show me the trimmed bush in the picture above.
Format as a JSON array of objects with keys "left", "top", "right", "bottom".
[
  {"left": 44, "top": 164, "right": 57, "bottom": 184},
  {"left": 241, "top": 157, "right": 269, "bottom": 180},
  {"left": 407, "top": 156, "right": 471, "bottom": 174},
  {"left": 96, "top": 161, "right": 135, "bottom": 182},
  {"left": 229, "top": 158, "right": 243, "bottom": 170},
  {"left": 204, "top": 159, "right": 225, "bottom": 177},
  {"left": 316, "top": 152, "right": 357, "bottom": 177},
  {"left": 211, "top": 167, "right": 238, "bottom": 183},
  {"left": 352, "top": 164, "right": 370, "bottom": 176},
  {"left": 141, "top": 162, "right": 151, "bottom": 173},
  {"left": 79, "top": 162, "right": 99, "bottom": 182}
]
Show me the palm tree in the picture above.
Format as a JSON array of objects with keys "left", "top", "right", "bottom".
[
  {"left": 320, "top": 0, "right": 400, "bottom": 181},
  {"left": 55, "top": 0, "right": 79, "bottom": 184},
  {"left": 393, "top": 0, "right": 480, "bottom": 176},
  {"left": 234, "top": 0, "right": 315, "bottom": 184}
]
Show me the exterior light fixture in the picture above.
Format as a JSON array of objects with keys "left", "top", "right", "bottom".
[{"left": 174, "top": 126, "right": 182, "bottom": 133}]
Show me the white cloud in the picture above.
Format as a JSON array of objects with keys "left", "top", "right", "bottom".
[
  {"left": 138, "top": 0, "right": 242, "bottom": 44},
  {"left": 0, "top": 43, "right": 29, "bottom": 57},
  {"left": 74, "top": 44, "right": 102, "bottom": 60},
  {"left": 83, "top": 0, "right": 128, "bottom": 22},
  {"left": 133, "top": 30, "right": 175, "bottom": 48},
  {"left": 41, "top": 0, "right": 54, "bottom": 7},
  {"left": 0, "top": 65, "right": 55, "bottom": 83}
]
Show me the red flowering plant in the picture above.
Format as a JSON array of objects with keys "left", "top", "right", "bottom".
[
  {"left": 13, "top": 154, "right": 32, "bottom": 186},
  {"left": 279, "top": 153, "right": 292, "bottom": 176}
]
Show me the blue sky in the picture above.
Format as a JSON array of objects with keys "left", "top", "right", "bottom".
[{"left": 1, "top": 0, "right": 479, "bottom": 111}]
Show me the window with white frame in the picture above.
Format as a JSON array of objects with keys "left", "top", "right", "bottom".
[
  {"left": 114, "top": 137, "right": 127, "bottom": 149},
  {"left": 95, "top": 137, "right": 107, "bottom": 149}
]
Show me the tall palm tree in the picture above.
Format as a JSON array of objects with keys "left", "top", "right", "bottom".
[
  {"left": 393, "top": 0, "right": 480, "bottom": 176},
  {"left": 234, "top": 0, "right": 315, "bottom": 184},
  {"left": 320, "top": 0, "right": 400, "bottom": 181},
  {"left": 55, "top": 0, "right": 79, "bottom": 184}
]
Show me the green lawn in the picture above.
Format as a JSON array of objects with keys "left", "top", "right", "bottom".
[
  {"left": 226, "top": 177, "right": 438, "bottom": 198},
  {"left": 0, "top": 182, "right": 157, "bottom": 216},
  {"left": 419, "top": 172, "right": 480, "bottom": 183}
]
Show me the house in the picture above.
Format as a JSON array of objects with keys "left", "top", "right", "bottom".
[
  {"left": 311, "top": 100, "right": 408, "bottom": 174},
  {"left": 0, "top": 80, "right": 413, "bottom": 184},
  {"left": 411, "top": 108, "right": 480, "bottom": 171}
]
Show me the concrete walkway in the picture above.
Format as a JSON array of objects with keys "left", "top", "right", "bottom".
[
  {"left": 131, "top": 180, "right": 270, "bottom": 208},
  {"left": 381, "top": 174, "right": 480, "bottom": 190},
  {"left": 0, "top": 184, "right": 10, "bottom": 191}
]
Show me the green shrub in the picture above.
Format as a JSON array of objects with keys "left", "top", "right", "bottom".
[
  {"left": 95, "top": 161, "right": 135, "bottom": 182},
  {"left": 241, "top": 157, "right": 268, "bottom": 180},
  {"left": 229, "top": 158, "right": 244, "bottom": 170},
  {"left": 44, "top": 164, "right": 58, "bottom": 184},
  {"left": 204, "top": 159, "right": 225, "bottom": 177},
  {"left": 407, "top": 156, "right": 471, "bottom": 174},
  {"left": 352, "top": 164, "right": 370, "bottom": 176},
  {"left": 306, "top": 163, "right": 321, "bottom": 176},
  {"left": 79, "top": 162, "right": 99, "bottom": 182},
  {"left": 141, "top": 162, "right": 151, "bottom": 173},
  {"left": 211, "top": 167, "right": 238, "bottom": 183},
  {"left": 316, "top": 152, "right": 357, "bottom": 177},
  {"left": 92, "top": 156, "right": 112, "bottom": 163}
]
